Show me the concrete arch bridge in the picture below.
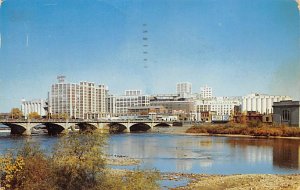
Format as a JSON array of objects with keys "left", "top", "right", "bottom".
[{"left": 0, "top": 120, "right": 175, "bottom": 135}]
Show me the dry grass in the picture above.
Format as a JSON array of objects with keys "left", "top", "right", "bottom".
[
  {"left": 177, "top": 174, "right": 300, "bottom": 190},
  {"left": 186, "top": 124, "right": 300, "bottom": 137}
]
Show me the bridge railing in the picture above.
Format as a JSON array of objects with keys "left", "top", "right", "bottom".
[{"left": 0, "top": 118, "right": 182, "bottom": 123}]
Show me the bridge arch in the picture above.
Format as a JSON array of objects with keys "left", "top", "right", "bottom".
[
  {"left": 108, "top": 123, "right": 127, "bottom": 133},
  {"left": 154, "top": 122, "right": 171, "bottom": 127},
  {"left": 43, "top": 123, "right": 67, "bottom": 136},
  {"left": 77, "top": 123, "right": 98, "bottom": 131},
  {"left": 130, "top": 123, "right": 151, "bottom": 132},
  {"left": 2, "top": 123, "right": 38, "bottom": 135}
]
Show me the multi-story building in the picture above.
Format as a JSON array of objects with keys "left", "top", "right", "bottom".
[
  {"left": 242, "top": 93, "right": 292, "bottom": 114},
  {"left": 195, "top": 96, "right": 242, "bottom": 116},
  {"left": 21, "top": 99, "right": 47, "bottom": 119},
  {"left": 127, "top": 106, "right": 168, "bottom": 116},
  {"left": 106, "top": 94, "right": 116, "bottom": 117},
  {"left": 79, "top": 82, "right": 107, "bottom": 119},
  {"left": 113, "top": 90, "right": 150, "bottom": 116},
  {"left": 176, "top": 82, "right": 192, "bottom": 98},
  {"left": 50, "top": 76, "right": 107, "bottom": 119},
  {"left": 200, "top": 85, "right": 212, "bottom": 99},
  {"left": 50, "top": 82, "right": 80, "bottom": 118},
  {"left": 150, "top": 94, "right": 196, "bottom": 120}
]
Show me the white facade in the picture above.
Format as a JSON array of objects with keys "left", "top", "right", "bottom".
[
  {"left": 50, "top": 78, "right": 107, "bottom": 119},
  {"left": 242, "top": 93, "right": 292, "bottom": 114},
  {"left": 114, "top": 90, "right": 150, "bottom": 115},
  {"left": 106, "top": 94, "right": 116, "bottom": 117},
  {"left": 200, "top": 85, "right": 212, "bottom": 99},
  {"left": 176, "top": 82, "right": 192, "bottom": 98},
  {"left": 21, "top": 99, "right": 46, "bottom": 119},
  {"left": 195, "top": 96, "right": 242, "bottom": 116}
]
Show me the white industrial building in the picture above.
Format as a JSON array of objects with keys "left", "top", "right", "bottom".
[
  {"left": 21, "top": 99, "right": 47, "bottom": 119},
  {"left": 242, "top": 93, "right": 292, "bottom": 114},
  {"left": 50, "top": 76, "right": 107, "bottom": 119}
]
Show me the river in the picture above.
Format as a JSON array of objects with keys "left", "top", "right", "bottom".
[{"left": 0, "top": 131, "right": 299, "bottom": 175}]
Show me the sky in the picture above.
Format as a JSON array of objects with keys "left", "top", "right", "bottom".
[{"left": 0, "top": 0, "right": 299, "bottom": 112}]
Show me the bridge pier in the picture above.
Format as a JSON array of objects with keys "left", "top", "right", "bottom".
[
  {"left": 11, "top": 126, "right": 31, "bottom": 136},
  {"left": 124, "top": 127, "right": 130, "bottom": 133}
]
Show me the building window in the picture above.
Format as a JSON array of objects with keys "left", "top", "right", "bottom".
[{"left": 282, "top": 110, "right": 290, "bottom": 121}]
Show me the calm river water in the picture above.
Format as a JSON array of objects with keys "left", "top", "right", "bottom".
[{"left": 0, "top": 132, "right": 300, "bottom": 174}]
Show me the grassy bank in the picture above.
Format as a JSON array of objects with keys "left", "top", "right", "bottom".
[{"left": 186, "top": 124, "right": 300, "bottom": 137}]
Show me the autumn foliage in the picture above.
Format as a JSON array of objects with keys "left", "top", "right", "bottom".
[
  {"left": 0, "top": 132, "right": 160, "bottom": 190},
  {"left": 186, "top": 124, "right": 300, "bottom": 137}
]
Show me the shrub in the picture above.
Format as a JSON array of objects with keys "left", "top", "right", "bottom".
[
  {"left": 0, "top": 142, "right": 54, "bottom": 190},
  {"left": 0, "top": 132, "right": 161, "bottom": 190},
  {"left": 52, "top": 132, "right": 107, "bottom": 190}
]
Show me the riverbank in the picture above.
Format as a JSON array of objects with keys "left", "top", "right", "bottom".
[
  {"left": 105, "top": 166, "right": 300, "bottom": 190},
  {"left": 186, "top": 124, "right": 300, "bottom": 138},
  {"left": 106, "top": 150, "right": 300, "bottom": 189},
  {"left": 170, "top": 173, "right": 300, "bottom": 190},
  {"left": 151, "top": 124, "right": 300, "bottom": 139}
]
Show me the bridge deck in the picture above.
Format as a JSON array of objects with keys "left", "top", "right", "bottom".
[{"left": 0, "top": 120, "right": 176, "bottom": 124}]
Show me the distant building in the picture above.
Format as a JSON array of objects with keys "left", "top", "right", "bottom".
[
  {"left": 0, "top": 113, "right": 10, "bottom": 119},
  {"left": 242, "top": 93, "right": 292, "bottom": 114},
  {"left": 106, "top": 94, "right": 116, "bottom": 117},
  {"left": 21, "top": 99, "right": 47, "bottom": 119},
  {"left": 201, "top": 111, "right": 216, "bottom": 122},
  {"left": 262, "top": 114, "right": 273, "bottom": 124},
  {"left": 150, "top": 94, "right": 195, "bottom": 120},
  {"left": 195, "top": 96, "right": 242, "bottom": 116},
  {"left": 114, "top": 90, "right": 150, "bottom": 116},
  {"left": 127, "top": 106, "right": 168, "bottom": 116},
  {"left": 233, "top": 111, "right": 263, "bottom": 124},
  {"left": 176, "top": 82, "right": 192, "bottom": 98},
  {"left": 125, "top": 90, "right": 142, "bottom": 96},
  {"left": 273, "top": 100, "right": 300, "bottom": 127},
  {"left": 200, "top": 85, "right": 212, "bottom": 99},
  {"left": 50, "top": 76, "right": 107, "bottom": 119}
]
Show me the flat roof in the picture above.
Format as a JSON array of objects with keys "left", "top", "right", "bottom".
[{"left": 273, "top": 100, "right": 300, "bottom": 107}]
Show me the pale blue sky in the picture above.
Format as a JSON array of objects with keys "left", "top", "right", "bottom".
[{"left": 0, "top": 0, "right": 299, "bottom": 112}]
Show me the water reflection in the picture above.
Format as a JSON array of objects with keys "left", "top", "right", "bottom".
[
  {"left": 0, "top": 132, "right": 299, "bottom": 174},
  {"left": 109, "top": 134, "right": 300, "bottom": 174},
  {"left": 226, "top": 138, "right": 300, "bottom": 170},
  {"left": 273, "top": 140, "right": 300, "bottom": 169}
]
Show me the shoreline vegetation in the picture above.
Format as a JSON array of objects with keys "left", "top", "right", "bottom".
[
  {"left": 0, "top": 131, "right": 160, "bottom": 190},
  {"left": 185, "top": 123, "right": 300, "bottom": 138}
]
